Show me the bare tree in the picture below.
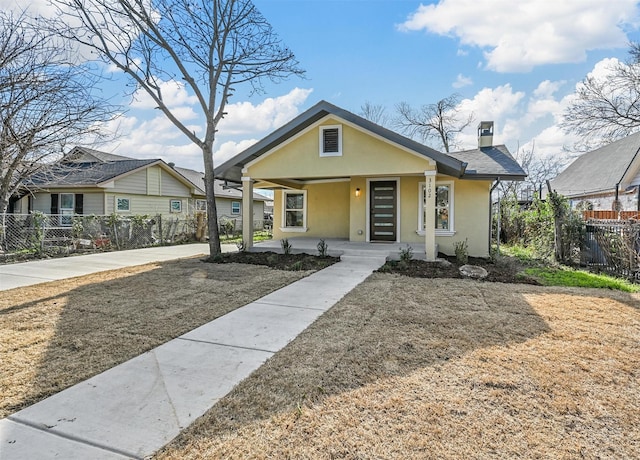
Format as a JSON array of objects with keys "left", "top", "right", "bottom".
[
  {"left": 394, "top": 94, "right": 474, "bottom": 152},
  {"left": 359, "top": 101, "right": 390, "bottom": 127},
  {"left": 0, "top": 11, "right": 113, "bottom": 216},
  {"left": 562, "top": 44, "right": 640, "bottom": 145},
  {"left": 496, "top": 140, "right": 566, "bottom": 201},
  {"left": 51, "top": 0, "right": 304, "bottom": 256}
]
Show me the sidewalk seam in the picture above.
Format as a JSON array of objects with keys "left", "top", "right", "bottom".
[
  {"left": 177, "top": 337, "right": 277, "bottom": 354},
  {"left": 6, "top": 416, "right": 141, "bottom": 459}
]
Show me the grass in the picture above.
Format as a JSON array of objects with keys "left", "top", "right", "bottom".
[
  {"left": 499, "top": 244, "right": 640, "bottom": 292},
  {"left": 3, "top": 256, "right": 639, "bottom": 458},
  {"left": 156, "top": 275, "right": 640, "bottom": 459},
  {"left": 220, "top": 231, "right": 272, "bottom": 244},
  {"left": 0, "top": 257, "right": 311, "bottom": 418},
  {"left": 498, "top": 244, "right": 539, "bottom": 262},
  {"left": 525, "top": 266, "right": 640, "bottom": 292}
]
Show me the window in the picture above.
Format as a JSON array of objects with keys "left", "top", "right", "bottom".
[
  {"left": 282, "top": 190, "right": 307, "bottom": 231},
  {"left": 418, "top": 181, "right": 454, "bottom": 235},
  {"left": 60, "top": 193, "right": 74, "bottom": 226},
  {"left": 435, "top": 184, "right": 450, "bottom": 230},
  {"left": 195, "top": 199, "right": 207, "bottom": 212},
  {"left": 231, "top": 201, "right": 241, "bottom": 215},
  {"left": 170, "top": 199, "right": 182, "bottom": 213},
  {"left": 319, "top": 125, "right": 342, "bottom": 156},
  {"left": 116, "top": 197, "right": 130, "bottom": 212}
]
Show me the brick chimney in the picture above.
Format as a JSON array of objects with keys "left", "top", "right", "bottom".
[{"left": 477, "top": 121, "right": 494, "bottom": 148}]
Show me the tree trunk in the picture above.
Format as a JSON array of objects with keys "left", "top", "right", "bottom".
[{"left": 202, "top": 144, "right": 221, "bottom": 257}]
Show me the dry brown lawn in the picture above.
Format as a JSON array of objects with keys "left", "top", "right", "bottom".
[
  {"left": 0, "top": 258, "right": 310, "bottom": 418},
  {"left": 156, "top": 274, "right": 640, "bottom": 460}
]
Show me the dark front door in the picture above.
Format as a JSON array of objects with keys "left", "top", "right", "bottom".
[{"left": 370, "top": 180, "right": 397, "bottom": 241}]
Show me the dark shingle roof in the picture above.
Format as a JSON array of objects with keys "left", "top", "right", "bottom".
[
  {"left": 173, "top": 166, "right": 269, "bottom": 200},
  {"left": 214, "top": 100, "right": 468, "bottom": 182},
  {"left": 28, "top": 159, "right": 158, "bottom": 187},
  {"left": 448, "top": 145, "right": 526, "bottom": 180},
  {"left": 215, "top": 100, "right": 524, "bottom": 182},
  {"left": 549, "top": 131, "right": 640, "bottom": 197}
]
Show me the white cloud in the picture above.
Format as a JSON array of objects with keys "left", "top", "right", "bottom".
[
  {"left": 452, "top": 74, "right": 473, "bottom": 88},
  {"left": 218, "top": 87, "right": 313, "bottom": 135},
  {"left": 131, "top": 80, "right": 199, "bottom": 111},
  {"left": 398, "top": 0, "right": 638, "bottom": 72},
  {"left": 213, "top": 139, "right": 258, "bottom": 165}
]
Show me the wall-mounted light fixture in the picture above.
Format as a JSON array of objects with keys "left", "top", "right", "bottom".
[{"left": 355, "top": 187, "right": 361, "bottom": 197}]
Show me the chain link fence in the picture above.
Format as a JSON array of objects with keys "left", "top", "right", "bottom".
[{"left": 0, "top": 213, "right": 272, "bottom": 263}]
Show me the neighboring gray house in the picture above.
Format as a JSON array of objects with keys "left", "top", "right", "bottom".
[
  {"left": 10, "top": 147, "right": 270, "bottom": 226},
  {"left": 549, "top": 132, "right": 640, "bottom": 211},
  {"left": 173, "top": 165, "right": 270, "bottom": 226}
]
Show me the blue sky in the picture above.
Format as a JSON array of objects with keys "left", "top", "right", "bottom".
[{"left": 7, "top": 0, "right": 640, "bottom": 172}]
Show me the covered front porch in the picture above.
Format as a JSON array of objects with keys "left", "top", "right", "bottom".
[
  {"left": 246, "top": 237, "right": 429, "bottom": 261},
  {"left": 239, "top": 173, "right": 439, "bottom": 260}
]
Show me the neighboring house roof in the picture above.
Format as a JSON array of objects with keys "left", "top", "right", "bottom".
[
  {"left": 215, "top": 100, "right": 525, "bottom": 183},
  {"left": 173, "top": 166, "right": 269, "bottom": 201},
  {"left": 173, "top": 166, "right": 206, "bottom": 196},
  {"left": 549, "top": 131, "right": 640, "bottom": 198},
  {"left": 448, "top": 145, "right": 526, "bottom": 180},
  {"left": 27, "top": 159, "right": 160, "bottom": 188},
  {"left": 28, "top": 146, "right": 270, "bottom": 202},
  {"left": 65, "top": 146, "right": 135, "bottom": 163}
]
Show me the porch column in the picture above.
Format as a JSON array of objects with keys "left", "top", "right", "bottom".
[
  {"left": 424, "top": 170, "right": 437, "bottom": 260},
  {"left": 242, "top": 176, "right": 254, "bottom": 249}
]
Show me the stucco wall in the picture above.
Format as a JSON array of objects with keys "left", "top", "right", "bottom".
[
  {"left": 271, "top": 175, "right": 492, "bottom": 257},
  {"left": 247, "top": 118, "right": 436, "bottom": 180},
  {"left": 273, "top": 181, "right": 350, "bottom": 240}
]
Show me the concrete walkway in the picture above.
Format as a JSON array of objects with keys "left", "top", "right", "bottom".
[
  {"left": 0, "top": 244, "right": 238, "bottom": 291},
  {"left": 0, "top": 243, "right": 387, "bottom": 459}
]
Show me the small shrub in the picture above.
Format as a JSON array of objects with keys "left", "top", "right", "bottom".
[
  {"left": 288, "top": 260, "right": 304, "bottom": 271},
  {"left": 454, "top": 239, "right": 469, "bottom": 264},
  {"left": 267, "top": 254, "right": 279, "bottom": 265},
  {"left": 399, "top": 244, "right": 413, "bottom": 262},
  {"left": 317, "top": 239, "right": 329, "bottom": 257},
  {"left": 281, "top": 238, "right": 292, "bottom": 255},
  {"left": 211, "top": 252, "right": 224, "bottom": 263}
]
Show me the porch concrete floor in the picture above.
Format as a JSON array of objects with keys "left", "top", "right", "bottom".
[{"left": 252, "top": 238, "right": 427, "bottom": 260}]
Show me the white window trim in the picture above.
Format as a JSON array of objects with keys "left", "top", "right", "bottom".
[
  {"left": 195, "top": 199, "right": 207, "bottom": 212},
  {"left": 417, "top": 181, "right": 455, "bottom": 236},
  {"left": 60, "top": 193, "right": 74, "bottom": 227},
  {"left": 280, "top": 190, "right": 308, "bottom": 233},
  {"left": 231, "top": 201, "right": 241, "bottom": 215},
  {"left": 319, "top": 124, "right": 343, "bottom": 157},
  {"left": 116, "top": 196, "right": 131, "bottom": 212}
]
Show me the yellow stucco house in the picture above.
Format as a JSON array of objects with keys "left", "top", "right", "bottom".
[{"left": 215, "top": 101, "right": 525, "bottom": 259}]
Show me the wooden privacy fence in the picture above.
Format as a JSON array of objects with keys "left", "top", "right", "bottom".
[{"left": 582, "top": 210, "right": 640, "bottom": 220}]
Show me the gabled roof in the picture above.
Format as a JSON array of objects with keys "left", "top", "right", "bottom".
[
  {"left": 215, "top": 100, "right": 469, "bottom": 182},
  {"left": 64, "top": 146, "right": 135, "bottom": 163},
  {"left": 450, "top": 145, "right": 526, "bottom": 180},
  {"left": 27, "top": 159, "right": 159, "bottom": 188},
  {"left": 549, "top": 131, "right": 640, "bottom": 198},
  {"left": 173, "top": 166, "right": 207, "bottom": 196},
  {"left": 174, "top": 166, "right": 269, "bottom": 201}
]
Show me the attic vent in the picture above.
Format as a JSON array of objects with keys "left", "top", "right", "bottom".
[{"left": 320, "top": 125, "right": 342, "bottom": 157}]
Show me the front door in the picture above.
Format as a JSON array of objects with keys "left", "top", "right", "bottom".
[{"left": 369, "top": 180, "right": 397, "bottom": 241}]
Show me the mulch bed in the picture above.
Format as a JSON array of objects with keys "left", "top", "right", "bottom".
[
  {"left": 208, "top": 250, "right": 340, "bottom": 271},
  {"left": 379, "top": 255, "right": 541, "bottom": 285}
]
